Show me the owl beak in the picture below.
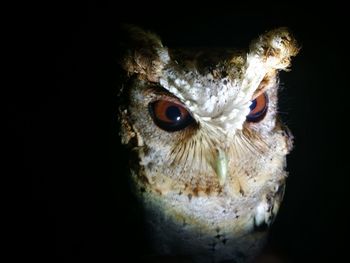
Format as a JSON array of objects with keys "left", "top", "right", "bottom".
[{"left": 215, "top": 147, "right": 228, "bottom": 186}]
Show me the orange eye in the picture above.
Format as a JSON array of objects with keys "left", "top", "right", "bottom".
[
  {"left": 246, "top": 92, "right": 269, "bottom": 122},
  {"left": 149, "top": 100, "right": 195, "bottom": 132}
]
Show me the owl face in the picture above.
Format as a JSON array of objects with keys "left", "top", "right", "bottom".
[
  {"left": 119, "top": 27, "right": 298, "bottom": 197},
  {"left": 118, "top": 26, "right": 298, "bottom": 262}
]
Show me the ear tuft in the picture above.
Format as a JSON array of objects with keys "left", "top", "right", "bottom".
[
  {"left": 250, "top": 27, "right": 300, "bottom": 71},
  {"left": 119, "top": 25, "right": 169, "bottom": 82}
]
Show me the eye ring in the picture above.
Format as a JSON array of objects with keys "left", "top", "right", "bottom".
[
  {"left": 148, "top": 100, "right": 195, "bottom": 132},
  {"left": 246, "top": 92, "right": 269, "bottom": 122}
]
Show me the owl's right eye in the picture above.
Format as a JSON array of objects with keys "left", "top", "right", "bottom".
[
  {"left": 246, "top": 92, "right": 268, "bottom": 123},
  {"left": 148, "top": 100, "right": 195, "bottom": 132}
]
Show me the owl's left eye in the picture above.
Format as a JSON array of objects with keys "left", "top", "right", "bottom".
[{"left": 149, "top": 100, "right": 195, "bottom": 132}]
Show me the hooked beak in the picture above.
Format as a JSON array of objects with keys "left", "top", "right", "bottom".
[{"left": 215, "top": 147, "right": 228, "bottom": 186}]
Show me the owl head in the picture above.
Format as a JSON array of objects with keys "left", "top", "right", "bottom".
[{"left": 118, "top": 25, "right": 298, "bottom": 197}]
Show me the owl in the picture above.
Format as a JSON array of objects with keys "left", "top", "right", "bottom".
[{"left": 117, "top": 26, "right": 299, "bottom": 263}]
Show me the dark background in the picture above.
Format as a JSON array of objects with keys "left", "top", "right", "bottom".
[{"left": 12, "top": 1, "right": 348, "bottom": 262}]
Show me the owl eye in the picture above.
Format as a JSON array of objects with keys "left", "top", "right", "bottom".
[
  {"left": 246, "top": 92, "right": 268, "bottom": 122},
  {"left": 149, "top": 100, "right": 195, "bottom": 132}
]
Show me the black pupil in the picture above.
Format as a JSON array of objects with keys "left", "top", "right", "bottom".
[
  {"left": 250, "top": 99, "right": 257, "bottom": 110},
  {"left": 166, "top": 106, "right": 182, "bottom": 121}
]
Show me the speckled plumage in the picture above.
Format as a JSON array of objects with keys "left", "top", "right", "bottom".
[{"left": 118, "top": 26, "right": 298, "bottom": 263}]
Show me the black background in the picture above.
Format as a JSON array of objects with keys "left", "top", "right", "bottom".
[{"left": 12, "top": 1, "right": 348, "bottom": 262}]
